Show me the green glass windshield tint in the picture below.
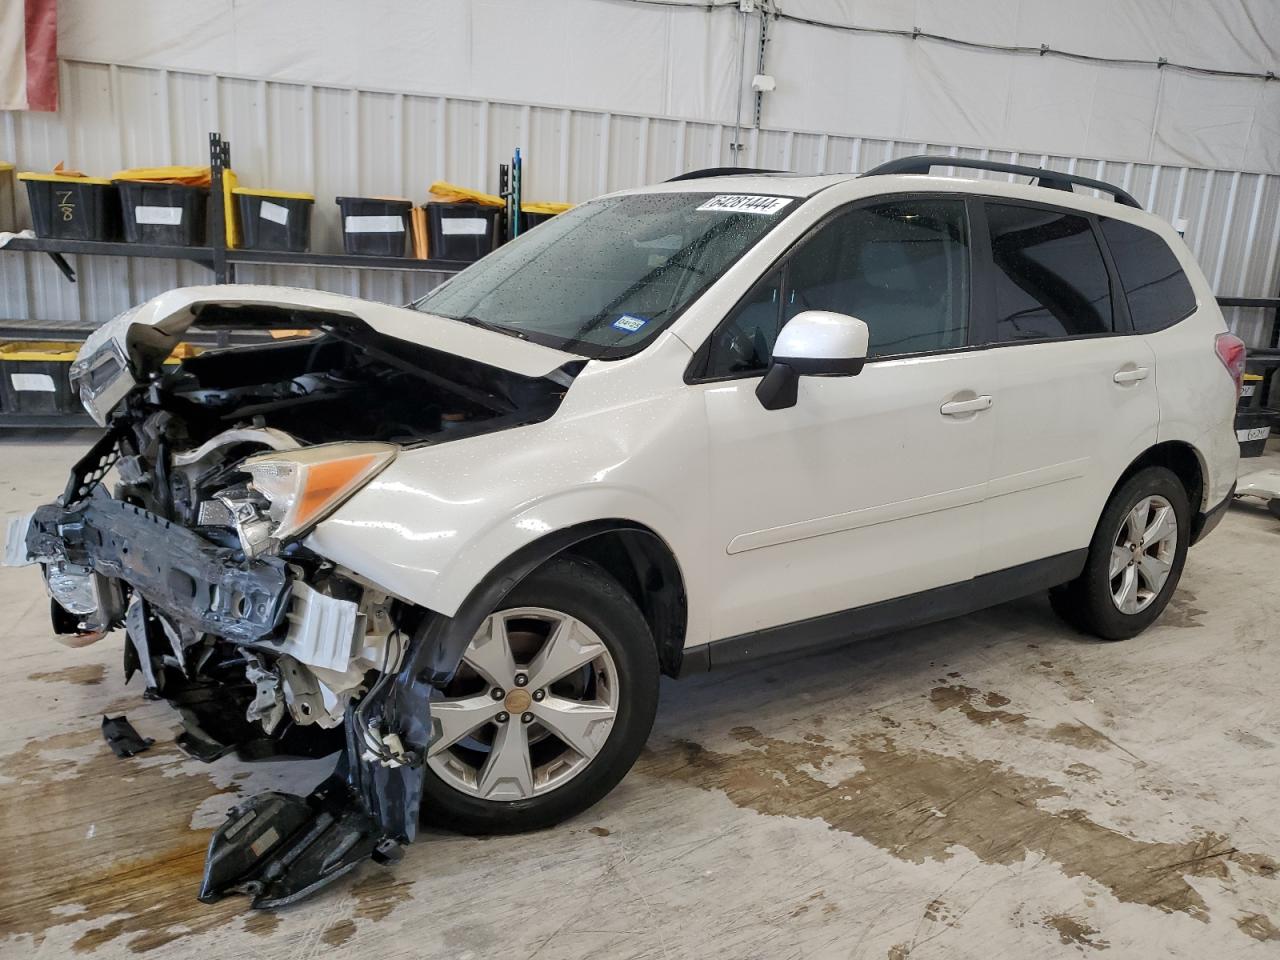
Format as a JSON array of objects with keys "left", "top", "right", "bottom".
[{"left": 412, "top": 192, "right": 793, "bottom": 358}]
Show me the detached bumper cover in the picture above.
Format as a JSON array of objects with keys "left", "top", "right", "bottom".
[{"left": 27, "top": 497, "right": 290, "bottom": 642}]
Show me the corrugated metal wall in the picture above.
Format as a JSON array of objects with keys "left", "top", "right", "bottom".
[{"left": 3, "top": 58, "right": 1278, "bottom": 345}]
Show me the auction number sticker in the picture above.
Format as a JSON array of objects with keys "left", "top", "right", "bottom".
[{"left": 696, "top": 195, "right": 792, "bottom": 215}]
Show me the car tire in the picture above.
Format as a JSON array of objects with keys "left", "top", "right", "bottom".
[
  {"left": 420, "top": 556, "right": 660, "bottom": 835},
  {"left": 1049, "top": 466, "right": 1191, "bottom": 641}
]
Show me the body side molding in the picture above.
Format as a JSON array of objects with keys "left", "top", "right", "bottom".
[{"left": 679, "top": 549, "right": 1087, "bottom": 674}]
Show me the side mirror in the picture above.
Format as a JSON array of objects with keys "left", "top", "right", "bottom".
[{"left": 756, "top": 311, "right": 869, "bottom": 410}]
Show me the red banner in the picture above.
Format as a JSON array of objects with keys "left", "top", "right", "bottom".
[{"left": 1, "top": 0, "right": 57, "bottom": 111}]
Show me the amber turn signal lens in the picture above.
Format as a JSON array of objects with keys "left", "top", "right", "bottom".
[{"left": 242, "top": 442, "right": 397, "bottom": 543}]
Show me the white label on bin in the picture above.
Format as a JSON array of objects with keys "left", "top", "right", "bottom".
[
  {"left": 696, "top": 195, "right": 792, "bottom": 215},
  {"left": 260, "top": 200, "right": 290, "bottom": 226},
  {"left": 441, "top": 217, "right": 489, "bottom": 236},
  {"left": 10, "top": 373, "right": 56, "bottom": 393},
  {"left": 135, "top": 205, "right": 183, "bottom": 226},
  {"left": 1241, "top": 384, "right": 1256, "bottom": 397},
  {"left": 345, "top": 215, "right": 404, "bottom": 234},
  {"left": 1237, "top": 426, "right": 1270, "bottom": 442}
]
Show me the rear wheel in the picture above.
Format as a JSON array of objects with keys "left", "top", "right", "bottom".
[
  {"left": 1050, "top": 466, "right": 1190, "bottom": 640},
  {"left": 421, "top": 557, "right": 659, "bottom": 834}
]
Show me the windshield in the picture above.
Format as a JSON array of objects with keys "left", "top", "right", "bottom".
[{"left": 412, "top": 191, "right": 796, "bottom": 358}]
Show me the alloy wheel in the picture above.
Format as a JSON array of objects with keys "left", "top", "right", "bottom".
[
  {"left": 1109, "top": 494, "right": 1178, "bottom": 615},
  {"left": 426, "top": 607, "right": 619, "bottom": 801}
]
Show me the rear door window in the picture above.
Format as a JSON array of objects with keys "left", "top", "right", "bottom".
[
  {"left": 1100, "top": 218, "right": 1197, "bottom": 332},
  {"left": 985, "top": 203, "right": 1114, "bottom": 342}
]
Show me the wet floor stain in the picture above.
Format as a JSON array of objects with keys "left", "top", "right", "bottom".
[
  {"left": 1043, "top": 914, "right": 1109, "bottom": 950},
  {"left": 1161, "top": 590, "right": 1208, "bottom": 629},
  {"left": 928, "top": 684, "right": 1112, "bottom": 751},
  {"left": 241, "top": 911, "right": 280, "bottom": 937},
  {"left": 28, "top": 664, "right": 107, "bottom": 686},
  {"left": 0, "top": 731, "right": 249, "bottom": 953},
  {"left": 788, "top": 890, "right": 833, "bottom": 918},
  {"left": 321, "top": 918, "right": 358, "bottom": 947},
  {"left": 0, "top": 713, "right": 418, "bottom": 955},
  {"left": 351, "top": 871, "right": 413, "bottom": 923},
  {"left": 640, "top": 727, "right": 1278, "bottom": 927},
  {"left": 1236, "top": 912, "right": 1280, "bottom": 941},
  {"left": 306, "top": 871, "right": 412, "bottom": 948},
  {"left": 589, "top": 826, "right": 611, "bottom": 837},
  {"left": 1065, "top": 762, "right": 1101, "bottom": 782},
  {"left": 923, "top": 898, "right": 957, "bottom": 927}
]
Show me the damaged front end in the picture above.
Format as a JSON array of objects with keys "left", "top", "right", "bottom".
[{"left": 8, "top": 293, "right": 581, "bottom": 907}]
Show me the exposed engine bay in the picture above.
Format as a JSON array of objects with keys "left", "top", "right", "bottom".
[{"left": 12, "top": 300, "right": 581, "bottom": 907}]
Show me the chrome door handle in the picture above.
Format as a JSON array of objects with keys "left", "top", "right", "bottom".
[
  {"left": 1114, "top": 366, "right": 1149, "bottom": 384},
  {"left": 940, "top": 395, "right": 993, "bottom": 416}
]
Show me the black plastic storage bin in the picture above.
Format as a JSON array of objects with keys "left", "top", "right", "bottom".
[
  {"left": 0, "top": 342, "right": 80, "bottom": 418},
  {"left": 116, "top": 181, "right": 209, "bottom": 246},
  {"left": 1239, "top": 373, "right": 1264, "bottom": 411},
  {"left": 427, "top": 202, "right": 501, "bottom": 262},
  {"left": 235, "top": 188, "right": 314, "bottom": 252},
  {"left": 1235, "top": 409, "right": 1273, "bottom": 458},
  {"left": 337, "top": 197, "right": 411, "bottom": 256},
  {"left": 519, "top": 210, "right": 556, "bottom": 232},
  {"left": 19, "top": 174, "right": 124, "bottom": 241}
]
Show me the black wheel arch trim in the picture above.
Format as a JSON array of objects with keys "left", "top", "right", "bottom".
[{"left": 413, "top": 518, "right": 688, "bottom": 687}]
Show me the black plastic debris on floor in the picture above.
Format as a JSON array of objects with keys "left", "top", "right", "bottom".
[{"left": 101, "top": 715, "right": 154, "bottom": 758}]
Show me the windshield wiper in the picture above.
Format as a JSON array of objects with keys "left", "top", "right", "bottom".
[{"left": 442, "top": 314, "right": 528, "bottom": 340}]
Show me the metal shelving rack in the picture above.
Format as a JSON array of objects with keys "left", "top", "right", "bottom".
[
  {"left": 0, "top": 132, "right": 481, "bottom": 427},
  {"left": 3, "top": 132, "right": 473, "bottom": 287}
]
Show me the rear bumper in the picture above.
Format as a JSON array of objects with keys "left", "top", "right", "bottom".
[{"left": 1190, "top": 482, "right": 1234, "bottom": 546}]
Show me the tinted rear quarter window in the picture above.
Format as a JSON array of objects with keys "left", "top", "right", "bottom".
[
  {"left": 986, "top": 202, "right": 1113, "bottom": 342},
  {"left": 1100, "top": 218, "right": 1197, "bottom": 332}
]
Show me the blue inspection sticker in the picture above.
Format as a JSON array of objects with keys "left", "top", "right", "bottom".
[{"left": 612, "top": 314, "right": 650, "bottom": 333}]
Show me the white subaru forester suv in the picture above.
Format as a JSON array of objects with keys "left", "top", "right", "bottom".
[{"left": 7, "top": 157, "right": 1241, "bottom": 907}]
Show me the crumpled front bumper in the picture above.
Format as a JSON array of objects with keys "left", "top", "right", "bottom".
[
  {"left": 13, "top": 492, "right": 438, "bottom": 908},
  {"left": 16, "top": 499, "right": 407, "bottom": 903},
  {"left": 26, "top": 496, "right": 291, "bottom": 641}
]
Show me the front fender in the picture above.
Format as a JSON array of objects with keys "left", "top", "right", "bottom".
[{"left": 307, "top": 479, "right": 694, "bottom": 616}]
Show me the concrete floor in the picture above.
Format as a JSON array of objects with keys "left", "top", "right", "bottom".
[{"left": 1, "top": 431, "right": 1279, "bottom": 960}]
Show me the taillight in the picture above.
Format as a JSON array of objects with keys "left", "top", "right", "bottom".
[{"left": 1215, "top": 333, "right": 1246, "bottom": 397}]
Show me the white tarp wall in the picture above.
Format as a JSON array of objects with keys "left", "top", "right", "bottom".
[
  {"left": 50, "top": 0, "right": 1280, "bottom": 173},
  {"left": 2, "top": 0, "right": 1278, "bottom": 341}
]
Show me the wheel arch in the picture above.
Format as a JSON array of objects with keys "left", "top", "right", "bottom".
[
  {"left": 1113, "top": 440, "right": 1206, "bottom": 515},
  {"left": 559, "top": 526, "right": 689, "bottom": 678},
  {"left": 413, "top": 519, "right": 690, "bottom": 686},
  {"left": 1087, "top": 440, "right": 1217, "bottom": 555}
]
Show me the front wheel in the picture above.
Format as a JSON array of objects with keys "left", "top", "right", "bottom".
[
  {"left": 1050, "top": 466, "right": 1191, "bottom": 641},
  {"left": 420, "top": 557, "right": 659, "bottom": 834}
]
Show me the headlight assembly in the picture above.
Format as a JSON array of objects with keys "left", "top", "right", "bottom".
[
  {"left": 69, "top": 339, "right": 134, "bottom": 426},
  {"left": 229, "top": 442, "right": 397, "bottom": 556}
]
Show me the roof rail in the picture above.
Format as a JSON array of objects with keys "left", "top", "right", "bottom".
[
  {"left": 666, "top": 167, "right": 781, "bottom": 182},
  {"left": 862, "top": 155, "right": 1142, "bottom": 209}
]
